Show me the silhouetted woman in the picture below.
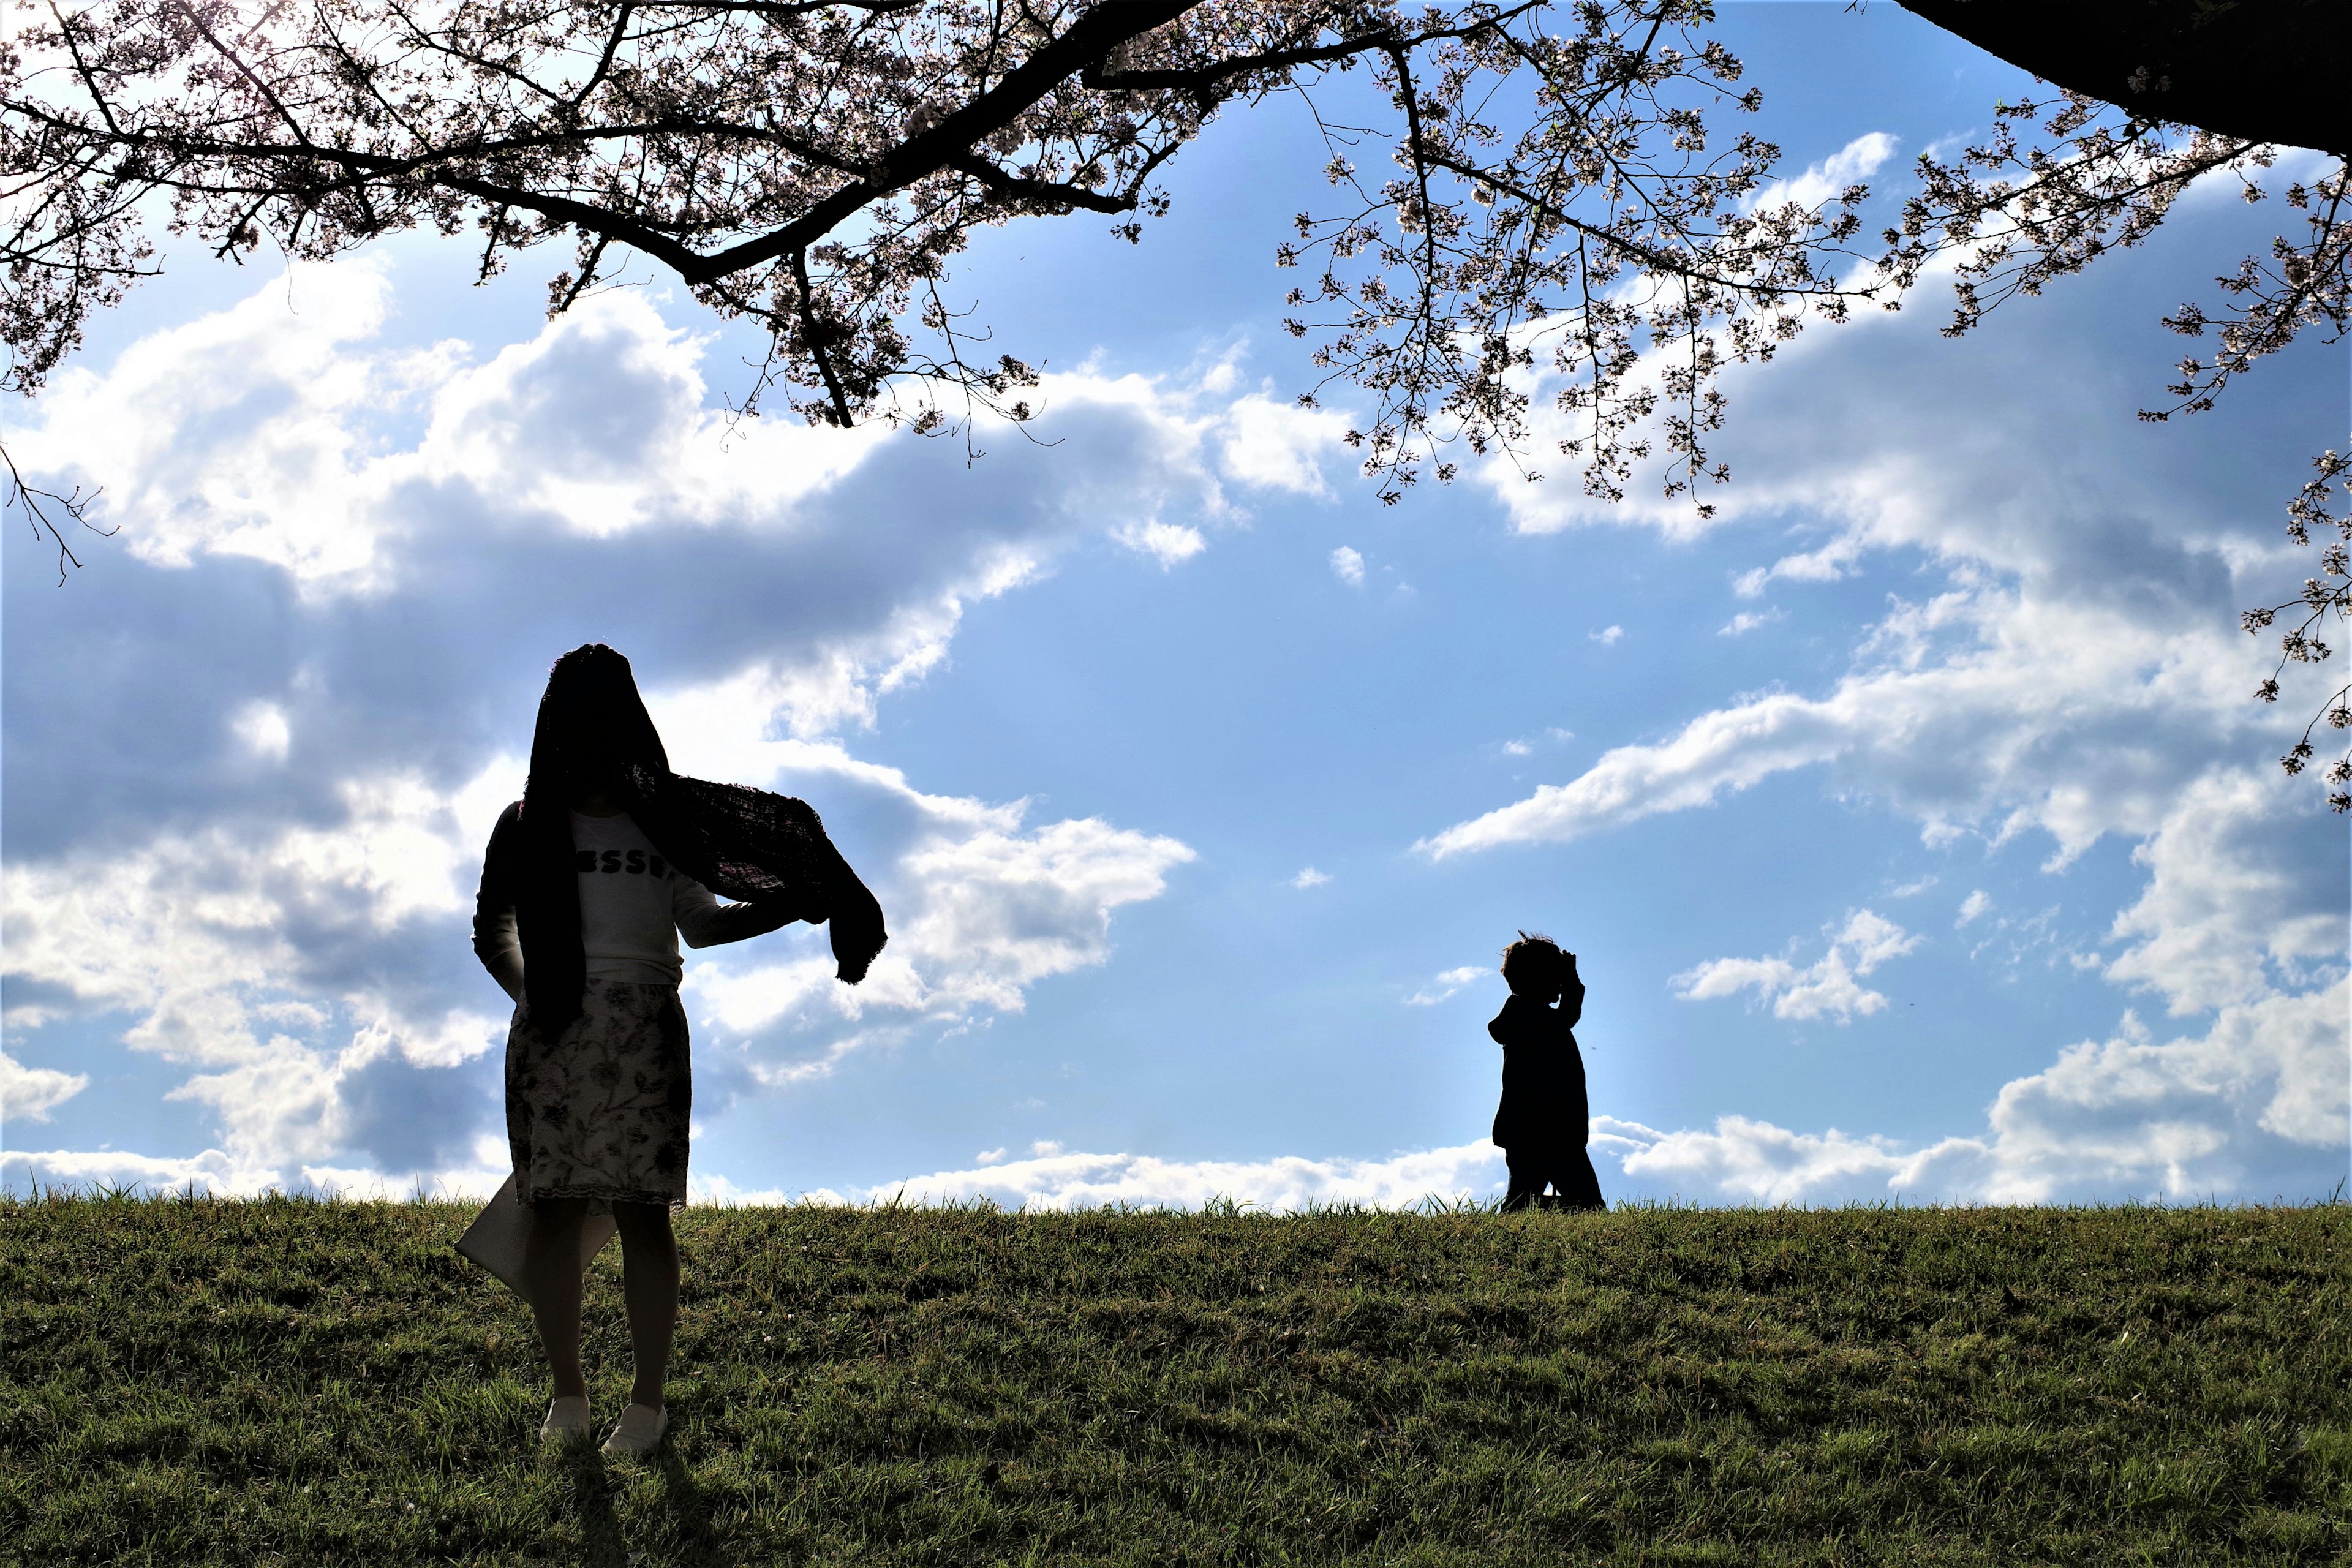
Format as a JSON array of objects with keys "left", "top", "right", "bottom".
[{"left": 473, "top": 644, "right": 884, "bottom": 1457}]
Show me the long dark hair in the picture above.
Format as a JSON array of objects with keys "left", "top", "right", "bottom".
[
  {"left": 510, "top": 643, "right": 889, "bottom": 1031},
  {"left": 516, "top": 644, "right": 669, "bottom": 1028}
]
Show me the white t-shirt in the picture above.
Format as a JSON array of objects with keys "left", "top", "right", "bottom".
[
  {"left": 471, "top": 807, "right": 792, "bottom": 1001},
  {"left": 571, "top": 810, "right": 698, "bottom": 986}
]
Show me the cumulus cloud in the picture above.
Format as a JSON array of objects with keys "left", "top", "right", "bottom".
[
  {"left": 1719, "top": 608, "right": 1784, "bottom": 636},
  {"left": 1, "top": 259, "right": 1277, "bottom": 1198},
  {"left": 674, "top": 726, "right": 1192, "bottom": 1072},
  {"left": 740, "top": 1139, "right": 1509, "bottom": 1212},
  {"left": 2102, "top": 769, "right": 2346, "bottom": 1014},
  {"left": 232, "top": 702, "right": 293, "bottom": 763},
  {"left": 1, "top": 1133, "right": 515, "bottom": 1202},
  {"left": 8, "top": 261, "right": 1316, "bottom": 764},
  {"left": 1217, "top": 391, "right": 1350, "bottom": 496},
  {"left": 1116, "top": 519, "right": 1208, "bottom": 568},
  {"left": 1589, "top": 625, "right": 1624, "bottom": 646},
  {"left": 2, "top": 754, "right": 521, "bottom": 1177},
  {"left": 3, "top": 706, "right": 1193, "bottom": 1188},
  {"left": 1748, "top": 130, "right": 1901, "bottom": 221},
  {"left": 1290, "top": 866, "right": 1332, "bottom": 889},
  {"left": 1600, "top": 975, "right": 2348, "bottom": 1204},
  {"left": 1673, "top": 910, "right": 1921, "bottom": 1022},
  {"left": 1329, "top": 545, "right": 1365, "bottom": 586},
  {"left": 1431, "top": 175, "right": 2345, "bottom": 1201},
  {"left": 1420, "top": 587, "right": 2271, "bottom": 862},
  {"left": 2, "top": 1050, "right": 90, "bottom": 1121},
  {"left": 1406, "top": 965, "right": 1488, "bottom": 1007},
  {"left": 16, "top": 263, "right": 889, "bottom": 593},
  {"left": 2, "top": 1145, "right": 273, "bottom": 1199}
]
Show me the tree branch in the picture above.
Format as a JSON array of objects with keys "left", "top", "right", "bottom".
[
  {"left": 2, "top": 438, "right": 115, "bottom": 585},
  {"left": 946, "top": 153, "right": 1135, "bottom": 214},
  {"left": 688, "top": 0, "right": 1199, "bottom": 280}
]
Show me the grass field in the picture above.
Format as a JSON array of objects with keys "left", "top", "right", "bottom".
[{"left": 3, "top": 1191, "right": 2348, "bottom": 1566}]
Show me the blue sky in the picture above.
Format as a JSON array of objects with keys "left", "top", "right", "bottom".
[{"left": 4, "top": 4, "right": 2346, "bottom": 1208}]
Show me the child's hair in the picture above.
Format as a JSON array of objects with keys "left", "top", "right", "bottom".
[{"left": 1500, "top": 930, "right": 1566, "bottom": 987}]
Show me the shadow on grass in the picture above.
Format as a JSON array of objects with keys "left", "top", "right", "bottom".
[
  {"left": 549, "top": 1428, "right": 733, "bottom": 1567},
  {"left": 554, "top": 1445, "right": 631, "bottom": 1568},
  {"left": 652, "top": 1447, "right": 731, "bottom": 1567}
]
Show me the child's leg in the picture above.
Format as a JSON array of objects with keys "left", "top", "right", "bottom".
[
  {"left": 1557, "top": 1145, "right": 1605, "bottom": 1212},
  {"left": 1500, "top": 1150, "right": 1544, "bottom": 1212}
]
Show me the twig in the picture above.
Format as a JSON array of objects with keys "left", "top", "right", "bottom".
[{"left": 2, "top": 438, "right": 116, "bottom": 586}]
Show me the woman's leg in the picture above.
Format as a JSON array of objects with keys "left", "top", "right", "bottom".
[
  {"left": 524, "top": 1196, "right": 591, "bottom": 1400},
  {"left": 613, "top": 1201, "right": 680, "bottom": 1411}
]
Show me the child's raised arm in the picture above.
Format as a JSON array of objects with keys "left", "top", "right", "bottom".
[{"left": 1559, "top": 952, "right": 1586, "bottom": 1027}]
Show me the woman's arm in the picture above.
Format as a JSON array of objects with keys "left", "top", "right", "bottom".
[
  {"left": 472, "top": 802, "right": 528, "bottom": 1003},
  {"left": 672, "top": 876, "right": 797, "bottom": 949}
]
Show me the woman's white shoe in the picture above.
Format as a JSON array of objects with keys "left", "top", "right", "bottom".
[
  {"left": 539, "top": 1395, "right": 592, "bottom": 1443},
  {"left": 601, "top": 1402, "right": 668, "bottom": 1458}
]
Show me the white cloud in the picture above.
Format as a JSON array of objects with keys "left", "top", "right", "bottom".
[
  {"left": 684, "top": 799, "right": 1193, "bottom": 1052},
  {"left": 1420, "top": 588, "right": 2269, "bottom": 863},
  {"left": 1597, "top": 1114, "right": 1963, "bottom": 1206},
  {"left": 1957, "top": 889, "right": 1992, "bottom": 927},
  {"left": 1589, "top": 625, "right": 1624, "bottom": 646},
  {"left": 7, "top": 264, "right": 1308, "bottom": 1195},
  {"left": 657, "top": 707, "right": 1193, "bottom": 1076},
  {"left": 974, "top": 1147, "right": 1007, "bottom": 1166},
  {"left": 1672, "top": 910, "right": 1922, "bottom": 1023},
  {"left": 1330, "top": 545, "right": 1365, "bottom": 586},
  {"left": 1115, "top": 519, "right": 1208, "bottom": 568},
  {"left": 1428, "top": 236, "right": 2347, "bottom": 1208},
  {"left": 1499, "top": 728, "right": 1573, "bottom": 759},
  {"left": 2103, "top": 769, "right": 2346, "bottom": 1014},
  {"left": 889, "top": 816, "right": 1195, "bottom": 1014},
  {"left": 1719, "top": 608, "right": 1784, "bottom": 636},
  {"left": 232, "top": 702, "right": 292, "bottom": 763},
  {"left": 1, "top": 1145, "right": 272, "bottom": 1199},
  {"left": 15, "top": 266, "right": 886, "bottom": 592},
  {"left": 4, "top": 676, "right": 1192, "bottom": 1185},
  {"left": 1218, "top": 391, "right": 1349, "bottom": 496},
  {"left": 1749, "top": 130, "right": 1901, "bottom": 220},
  {"left": 848, "top": 1139, "right": 1506, "bottom": 1212},
  {"left": 1406, "top": 965, "right": 1489, "bottom": 1007},
  {"left": 2, "top": 761, "right": 511, "bottom": 1066},
  {"left": 1290, "top": 865, "right": 1332, "bottom": 889},
  {"left": 1600, "top": 975, "right": 2349, "bottom": 1204},
  {"left": 1, "top": 1050, "right": 91, "bottom": 1121},
  {"left": 12, "top": 262, "right": 1330, "bottom": 752},
  {"left": 0, "top": 755, "right": 526, "bottom": 1174},
  {"left": 0, "top": 1128, "right": 515, "bottom": 1202}
]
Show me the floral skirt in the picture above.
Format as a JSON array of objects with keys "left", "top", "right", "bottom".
[{"left": 505, "top": 982, "right": 691, "bottom": 1212}]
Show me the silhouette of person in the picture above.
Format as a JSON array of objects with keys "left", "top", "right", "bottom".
[
  {"left": 473, "top": 644, "right": 885, "bottom": 1457},
  {"left": 1488, "top": 932, "right": 1605, "bottom": 1213}
]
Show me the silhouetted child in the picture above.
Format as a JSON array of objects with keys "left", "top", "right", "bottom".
[{"left": 1489, "top": 932, "right": 1605, "bottom": 1213}]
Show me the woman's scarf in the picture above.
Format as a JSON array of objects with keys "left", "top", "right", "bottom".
[{"left": 514, "top": 644, "right": 887, "bottom": 1031}]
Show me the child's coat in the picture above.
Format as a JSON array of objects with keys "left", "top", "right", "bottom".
[{"left": 1487, "top": 973, "right": 1589, "bottom": 1150}]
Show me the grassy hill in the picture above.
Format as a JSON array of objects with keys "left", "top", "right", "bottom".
[{"left": 3, "top": 1192, "right": 2348, "bottom": 1566}]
